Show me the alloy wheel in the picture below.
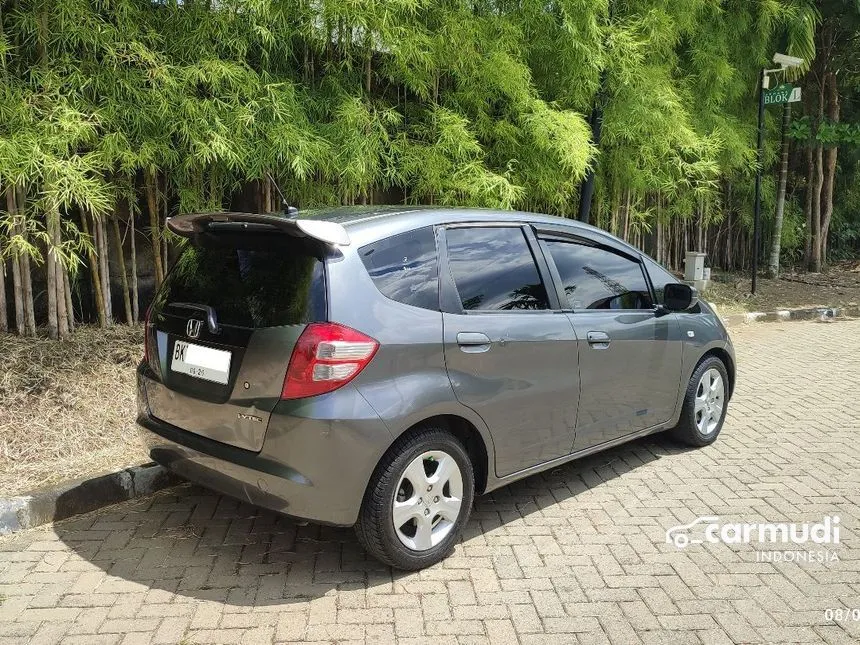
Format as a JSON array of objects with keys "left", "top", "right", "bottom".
[
  {"left": 694, "top": 367, "right": 725, "bottom": 435},
  {"left": 392, "top": 450, "right": 463, "bottom": 551}
]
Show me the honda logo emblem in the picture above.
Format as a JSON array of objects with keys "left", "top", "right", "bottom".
[{"left": 186, "top": 319, "right": 202, "bottom": 339}]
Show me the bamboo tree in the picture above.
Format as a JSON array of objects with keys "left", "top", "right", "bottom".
[
  {"left": 0, "top": 254, "right": 6, "bottom": 333},
  {"left": 111, "top": 209, "right": 132, "bottom": 325},
  {"left": 79, "top": 212, "right": 106, "bottom": 328}
]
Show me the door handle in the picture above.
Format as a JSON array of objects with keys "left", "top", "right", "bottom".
[
  {"left": 586, "top": 331, "right": 611, "bottom": 349},
  {"left": 457, "top": 332, "right": 492, "bottom": 353}
]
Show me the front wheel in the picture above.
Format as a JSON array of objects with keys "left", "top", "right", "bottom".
[
  {"left": 671, "top": 356, "right": 729, "bottom": 447},
  {"left": 355, "top": 427, "right": 474, "bottom": 570}
]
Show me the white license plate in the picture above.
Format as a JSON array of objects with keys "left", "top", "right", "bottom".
[{"left": 171, "top": 340, "right": 231, "bottom": 384}]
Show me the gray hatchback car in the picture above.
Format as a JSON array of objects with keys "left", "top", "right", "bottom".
[{"left": 137, "top": 207, "right": 735, "bottom": 569}]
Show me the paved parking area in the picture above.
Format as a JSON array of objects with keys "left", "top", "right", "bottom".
[{"left": 1, "top": 319, "right": 859, "bottom": 645}]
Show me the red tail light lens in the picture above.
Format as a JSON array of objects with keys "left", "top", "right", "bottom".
[{"left": 281, "top": 322, "right": 379, "bottom": 399}]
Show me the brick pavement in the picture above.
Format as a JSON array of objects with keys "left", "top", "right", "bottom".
[{"left": 1, "top": 319, "right": 859, "bottom": 644}]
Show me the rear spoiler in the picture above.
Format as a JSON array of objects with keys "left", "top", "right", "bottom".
[{"left": 166, "top": 212, "right": 351, "bottom": 246}]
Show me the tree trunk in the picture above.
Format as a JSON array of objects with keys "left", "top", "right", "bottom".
[
  {"left": 11, "top": 252, "right": 24, "bottom": 335},
  {"left": 0, "top": 256, "right": 7, "bottom": 333},
  {"left": 21, "top": 250, "right": 35, "bottom": 336},
  {"left": 46, "top": 208, "right": 59, "bottom": 340},
  {"left": 13, "top": 187, "right": 36, "bottom": 337},
  {"left": 162, "top": 176, "right": 169, "bottom": 271},
  {"left": 111, "top": 211, "right": 132, "bottom": 324},
  {"left": 130, "top": 214, "right": 139, "bottom": 323},
  {"left": 768, "top": 103, "right": 791, "bottom": 278},
  {"left": 820, "top": 71, "right": 839, "bottom": 265},
  {"left": 98, "top": 215, "right": 113, "bottom": 324},
  {"left": 79, "top": 211, "right": 106, "bottom": 327},
  {"left": 609, "top": 190, "right": 619, "bottom": 237},
  {"left": 64, "top": 267, "right": 74, "bottom": 333},
  {"left": 6, "top": 189, "right": 24, "bottom": 334},
  {"left": 145, "top": 170, "right": 165, "bottom": 286},
  {"left": 811, "top": 143, "right": 824, "bottom": 273},
  {"left": 50, "top": 210, "right": 69, "bottom": 339},
  {"left": 804, "top": 145, "right": 814, "bottom": 267},
  {"left": 622, "top": 189, "right": 631, "bottom": 241}
]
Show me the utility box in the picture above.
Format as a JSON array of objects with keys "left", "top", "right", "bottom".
[
  {"left": 683, "top": 251, "right": 709, "bottom": 292},
  {"left": 684, "top": 252, "right": 707, "bottom": 282}
]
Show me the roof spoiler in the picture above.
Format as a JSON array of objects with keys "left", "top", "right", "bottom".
[{"left": 166, "top": 212, "right": 351, "bottom": 246}]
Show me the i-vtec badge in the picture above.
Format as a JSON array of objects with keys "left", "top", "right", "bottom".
[{"left": 237, "top": 413, "right": 263, "bottom": 423}]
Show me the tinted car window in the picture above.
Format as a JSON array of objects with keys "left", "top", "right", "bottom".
[
  {"left": 446, "top": 227, "right": 550, "bottom": 311},
  {"left": 543, "top": 241, "right": 652, "bottom": 310},
  {"left": 359, "top": 227, "right": 439, "bottom": 310},
  {"left": 156, "top": 234, "right": 326, "bottom": 328}
]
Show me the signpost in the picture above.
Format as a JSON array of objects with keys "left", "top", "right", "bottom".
[
  {"left": 751, "top": 55, "right": 803, "bottom": 295},
  {"left": 764, "top": 83, "right": 801, "bottom": 106}
]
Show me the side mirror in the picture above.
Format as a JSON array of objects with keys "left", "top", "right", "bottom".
[{"left": 663, "top": 283, "right": 698, "bottom": 311}]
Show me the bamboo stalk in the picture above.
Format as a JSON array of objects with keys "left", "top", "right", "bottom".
[
  {"left": 145, "top": 169, "right": 164, "bottom": 286},
  {"left": 129, "top": 213, "right": 139, "bottom": 323},
  {"left": 21, "top": 248, "right": 35, "bottom": 336},
  {"left": 15, "top": 186, "right": 35, "bottom": 336},
  {"left": 54, "top": 212, "right": 69, "bottom": 340},
  {"left": 11, "top": 253, "right": 23, "bottom": 334},
  {"left": 0, "top": 256, "right": 7, "bottom": 333},
  {"left": 98, "top": 215, "right": 113, "bottom": 324},
  {"left": 46, "top": 208, "right": 59, "bottom": 340},
  {"left": 111, "top": 211, "right": 132, "bottom": 324},
  {"left": 6, "top": 189, "right": 24, "bottom": 334},
  {"left": 64, "top": 266, "right": 74, "bottom": 333},
  {"left": 79, "top": 211, "right": 106, "bottom": 327}
]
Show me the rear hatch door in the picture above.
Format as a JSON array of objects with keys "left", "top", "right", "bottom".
[{"left": 143, "top": 226, "right": 327, "bottom": 451}]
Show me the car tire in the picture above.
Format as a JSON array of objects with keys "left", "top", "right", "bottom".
[
  {"left": 355, "top": 426, "right": 475, "bottom": 570},
  {"left": 671, "top": 355, "right": 730, "bottom": 447}
]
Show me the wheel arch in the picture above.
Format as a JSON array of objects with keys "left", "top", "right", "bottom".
[
  {"left": 700, "top": 347, "right": 735, "bottom": 399},
  {"left": 372, "top": 414, "right": 491, "bottom": 496}
]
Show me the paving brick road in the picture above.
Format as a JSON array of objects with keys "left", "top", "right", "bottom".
[{"left": 2, "top": 319, "right": 860, "bottom": 645}]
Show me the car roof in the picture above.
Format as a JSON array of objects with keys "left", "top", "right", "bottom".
[{"left": 300, "top": 205, "right": 642, "bottom": 256}]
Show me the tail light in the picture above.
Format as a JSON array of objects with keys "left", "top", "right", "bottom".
[{"left": 281, "top": 322, "right": 379, "bottom": 399}]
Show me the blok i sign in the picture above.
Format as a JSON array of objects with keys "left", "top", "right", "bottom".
[{"left": 764, "top": 83, "right": 801, "bottom": 106}]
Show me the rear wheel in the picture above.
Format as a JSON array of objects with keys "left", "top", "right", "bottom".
[
  {"left": 355, "top": 427, "right": 474, "bottom": 570},
  {"left": 671, "top": 356, "right": 729, "bottom": 446}
]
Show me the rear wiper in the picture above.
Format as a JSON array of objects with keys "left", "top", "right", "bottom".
[{"left": 168, "top": 302, "right": 220, "bottom": 335}]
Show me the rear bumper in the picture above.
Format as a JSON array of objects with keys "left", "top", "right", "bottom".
[{"left": 136, "top": 369, "right": 392, "bottom": 526}]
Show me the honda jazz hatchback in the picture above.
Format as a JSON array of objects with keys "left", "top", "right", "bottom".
[{"left": 137, "top": 206, "right": 735, "bottom": 570}]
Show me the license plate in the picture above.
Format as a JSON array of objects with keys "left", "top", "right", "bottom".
[{"left": 171, "top": 340, "right": 231, "bottom": 384}]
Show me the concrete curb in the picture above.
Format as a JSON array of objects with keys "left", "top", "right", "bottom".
[
  {"left": 0, "top": 463, "right": 179, "bottom": 536},
  {"left": 719, "top": 305, "right": 860, "bottom": 328}
]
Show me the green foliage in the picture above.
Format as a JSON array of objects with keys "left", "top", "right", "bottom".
[
  {"left": 0, "top": 0, "right": 825, "bottom": 275},
  {"left": 789, "top": 116, "right": 860, "bottom": 145}
]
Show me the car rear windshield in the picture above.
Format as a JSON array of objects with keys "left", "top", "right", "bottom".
[{"left": 157, "top": 233, "right": 326, "bottom": 328}]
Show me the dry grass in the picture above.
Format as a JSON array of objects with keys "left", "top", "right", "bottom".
[{"left": 0, "top": 325, "right": 148, "bottom": 496}]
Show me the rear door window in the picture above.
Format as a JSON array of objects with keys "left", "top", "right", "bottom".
[
  {"left": 155, "top": 234, "right": 326, "bottom": 328},
  {"left": 542, "top": 240, "right": 652, "bottom": 310},
  {"left": 359, "top": 226, "right": 439, "bottom": 311},
  {"left": 445, "top": 227, "right": 550, "bottom": 311}
]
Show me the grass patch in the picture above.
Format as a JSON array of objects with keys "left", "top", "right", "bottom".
[{"left": 0, "top": 325, "right": 148, "bottom": 496}]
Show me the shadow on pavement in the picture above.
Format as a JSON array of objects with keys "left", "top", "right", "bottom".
[{"left": 54, "top": 433, "right": 691, "bottom": 606}]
